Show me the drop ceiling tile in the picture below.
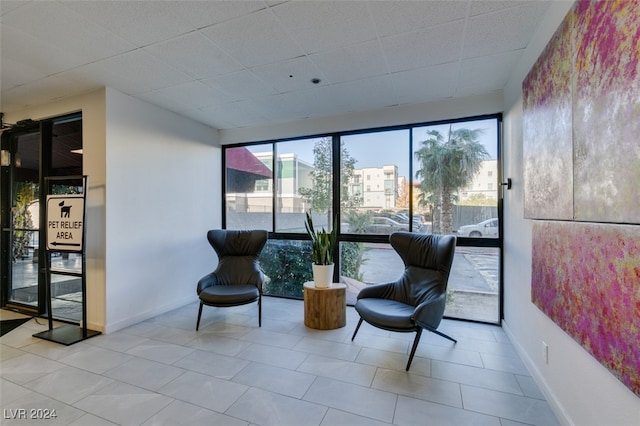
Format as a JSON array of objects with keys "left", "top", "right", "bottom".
[
  {"left": 289, "top": 75, "right": 396, "bottom": 116},
  {"left": 147, "top": 81, "right": 232, "bottom": 110},
  {"left": 187, "top": 108, "right": 234, "bottom": 130},
  {"left": 311, "top": 40, "right": 388, "bottom": 84},
  {"left": 202, "top": 70, "right": 278, "bottom": 102},
  {"left": 61, "top": 62, "right": 141, "bottom": 96},
  {"left": 1, "top": 0, "right": 553, "bottom": 130},
  {"left": 382, "top": 21, "right": 465, "bottom": 73},
  {"left": 136, "top": 91, "right": 193, "bottom": 114},
  {"left": 62, "top": 1, "right": 194, "bottom": 47},
  {"left": 252, "top": 93, "right": 318, "bottom": 122},
  {"left": 368, "top": 1, "right": 468, "bottom": 37},
  {"left": 462, "top": 2, "right": 549, "bottom": 59},
  {"left": 0, "top": 0, "right": 28, "bottom": 17},
  {"left": 3, "top": 1, "right": 134, "bottom": 64},
  {"left": 200, "top": 8, "right": 304, "bottom": 67},
  {"left": 199, "top": 100, "right": 271, "bottom": 128},
  {"left": 250, "top": 56, "right": 326, "bottom": 94},
  {"left": 331, "top": 75, "right": 397, "bottom": 110},
  {"left": 2, "top": 74, "right": 96, "bottom": 111},
  {"left": 144, "top": 32, "right": 244, "bottom": 80},
  {"left": 1, "top": 25, "right": 86, "bottom": 78},
  {"left": 173, "top": 1, "right": 267, "bottom": 29},
  {"left": 272, "top": 1, "right": 377, "bottom": 54},
  {"left": 457, "top": 50, "right": 522, "bottom": 96},
  {"left": 469, "top": 0, "right": 535, "bottom": 17},
  {"left": 0, "top": 59, "right": 41, "bottom": 92},
  {"left": 391, "top": 62, "right": 458, "bottom": 105},
  {"left": 94, "top": 50, "right": 193, "bottom": 94},
  {"left": 288, "top": 89, "right": 350, "bottom": 117}
]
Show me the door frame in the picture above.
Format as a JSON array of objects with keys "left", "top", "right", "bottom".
[{"left": 1, "top": 120, "right": 53, "bottom": 315}]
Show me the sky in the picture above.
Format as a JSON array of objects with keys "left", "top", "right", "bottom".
[{"left": 247, "top": 117, "right": 499, "bottom": 180}]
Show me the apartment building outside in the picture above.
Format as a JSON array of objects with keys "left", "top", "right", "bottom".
[{"left": 350, "top": 165, "right": 399, "bottom": 209}]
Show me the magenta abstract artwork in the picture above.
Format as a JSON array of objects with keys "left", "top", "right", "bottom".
[
  {"left": 522, "top": 7, "right": 573, "bottom": 220},
  {"left": 523, "top": 0, "right": 640, "bottom": 223},
  {"left": 572, "top": 0, "right": 640, "bottom": 223},
  {"left": 532, "top": 221, "right": 640, "bottom": 397}
]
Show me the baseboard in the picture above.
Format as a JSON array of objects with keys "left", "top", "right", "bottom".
[
  {"left": 103, "top": 295, "right": 198, "bottom": 334},
  {"left": 502, "top": 320, "right": 573, "bottom": 426}
]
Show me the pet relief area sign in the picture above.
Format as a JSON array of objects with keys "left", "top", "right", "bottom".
[{"left": 46, "top": 195, "right": 84, "bottom": 251}]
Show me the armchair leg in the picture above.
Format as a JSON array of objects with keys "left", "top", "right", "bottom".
[
  {"left": 406, "top": 328, "right": 423, "bottom": 371},
  {"left": 430, "top": 328, "right": 457, "bottom": 344},
  {"left": 258, "top": 294, "right": 262, "bottom": 327},
  {"left": 351, "top": 318, "right": 364, "bottom": 341},
  {"left": 196, "top": 301, "right": 204, "bottom": 331}
]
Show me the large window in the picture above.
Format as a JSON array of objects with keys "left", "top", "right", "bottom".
[
  {"left": 340, "top": 130, "right": 411, "bottom": 235},
  {"left": 225, "top": 144, "right": 273, "bottom": 231},
  {"left": 224, "top": 137, "right": 332, "bottom": 233},
  {"left": 223, "top": 114, "right": 502, "bottom": 323},
  {"left": 412, "top": 118, "right": 499, "bottom": 237}
]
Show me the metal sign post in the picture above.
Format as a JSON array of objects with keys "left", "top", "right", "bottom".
[{"left": 33, "top": 175, "right": 100, "bottom": 345}]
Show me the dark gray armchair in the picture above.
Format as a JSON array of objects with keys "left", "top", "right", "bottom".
[
  {"left": 196, "top": 229, "right": 268, "bottom": 331},
  {"left": 351, "top": 232, "right": 457, "bottom": 370}
]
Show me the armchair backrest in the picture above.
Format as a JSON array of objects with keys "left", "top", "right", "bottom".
[
  {"left": 389, "top": 232, "right": 456, "bottom": 306},
  {"left": 207, "top": 229, "right": 268, "bottom": 286}
]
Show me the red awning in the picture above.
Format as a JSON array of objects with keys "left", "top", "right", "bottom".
[{"left": 226, "top": 147, "right": 272, "bottom": 178}]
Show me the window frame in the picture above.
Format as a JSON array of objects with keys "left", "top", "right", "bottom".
[{"left": 222, "top": 113, "right": 504, "bottom": 322}]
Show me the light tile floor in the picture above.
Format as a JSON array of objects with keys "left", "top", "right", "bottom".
[{"left": 0, "top": 298, "right": 560, "bottom": 426}]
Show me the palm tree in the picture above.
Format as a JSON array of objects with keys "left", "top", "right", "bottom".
[{"left": 415, "top": 126, "right": 488, "bottom": 234}]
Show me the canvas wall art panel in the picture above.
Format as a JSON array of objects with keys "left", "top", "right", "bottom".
[
  {"left": 532, "top": 220, "right": 640, "bottom": 397},
  {"left": 522, "top": 8, "right": 573, "bottom": 220},
  {"left": 572, "top": 0, "right": 640, "bottom": 223}
]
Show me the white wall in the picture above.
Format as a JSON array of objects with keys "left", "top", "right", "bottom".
[
  {"left": 502, "top": 2, "right": 640, "bottom": 425},
  {"left": 4, "top": 89, "right": 108, "bottom": 332},
  {"left": 219, "top": 91, "right": 503, "bottom": 144},
  {"left": 4, "top": 89, "right": 221, "bottom": 333},
  {"left": 104, "top": 88, "right": 219, "bottom": 332}
]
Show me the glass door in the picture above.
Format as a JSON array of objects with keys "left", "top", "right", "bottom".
[
  {"left": 1, "top": 115, "right": 83, "bottom": 319},
  {"left": 1, "top": 122, "right": 44, "bottom": 314}
]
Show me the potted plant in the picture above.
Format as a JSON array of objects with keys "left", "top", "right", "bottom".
[{"left": 304, "top": 210, "right": 337, "bottom": 288}]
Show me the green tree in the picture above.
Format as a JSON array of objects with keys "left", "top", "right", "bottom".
[
  {"left": 299, "top": 137, "right": 361, "bottom": 215},
  {"left": 299, "top": 137, "right": 332, "bottom": 213},
  {"left": 415, "top": 127, "right": 488, "bottom": 234},
  {"left": 12, "top": 183, "right": 36, "bottom": 260}
]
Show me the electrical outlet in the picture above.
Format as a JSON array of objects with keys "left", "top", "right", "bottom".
[{"left": 542, "top": 341, "right": 549, "bottom": 364}]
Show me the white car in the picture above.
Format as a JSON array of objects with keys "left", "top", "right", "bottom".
[{"left": 456, "top": 218, "right": 499, "bottom": 238}]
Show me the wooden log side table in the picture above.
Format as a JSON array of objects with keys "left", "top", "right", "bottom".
[{"left": 303, "top": 282, "right": 347, "bottom": 330}]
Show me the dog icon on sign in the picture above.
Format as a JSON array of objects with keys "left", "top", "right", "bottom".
[{"left": 59, "top": 201, "right": 72, "bottom": 218}]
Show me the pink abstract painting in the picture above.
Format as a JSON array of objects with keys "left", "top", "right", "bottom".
[
  {"left": 572, "top": 0, "right": 640, "bottom": 223},
  {"left": 523, "top": 0, "right": 640, "bottom": 223},
  {"left": 532, "top": 221, "right": 640, "bottom": 397},
  {"left": 522, "top": 7, "right": 573, "bottom": 220}
]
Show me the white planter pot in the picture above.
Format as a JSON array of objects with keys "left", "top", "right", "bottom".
[{"left": 312, "top": 264, "right": 334, "bottom": 288}]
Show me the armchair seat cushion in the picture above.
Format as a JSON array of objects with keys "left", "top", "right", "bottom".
[
  {"left": 199, "top": 285, "right": 259, "bottom": 306},
  {"left": 355, "top": 298, "right": 415, "bottom": 331}
]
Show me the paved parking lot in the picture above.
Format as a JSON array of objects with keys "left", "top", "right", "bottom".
[{"left": 359, "top": 245, "right": 500, "bottom": 322}]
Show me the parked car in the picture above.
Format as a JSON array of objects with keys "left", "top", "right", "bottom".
[
  {"left": 456, "top": 218, "right": 499, "bottom": 238},
  {"left": 366, "top": 217, "right": 409, "bottom": 234},
  {"left": 386, "top": 213, "right": 425, "bottom": 231}
]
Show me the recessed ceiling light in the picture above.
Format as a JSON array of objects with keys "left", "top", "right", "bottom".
[{"left": 311, "top": 78, "right": 321, "bottom": 84}]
